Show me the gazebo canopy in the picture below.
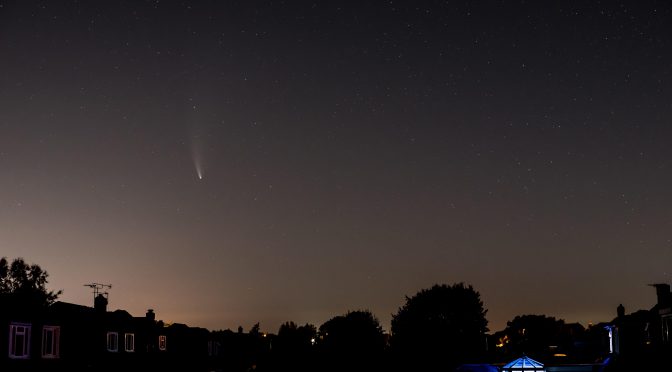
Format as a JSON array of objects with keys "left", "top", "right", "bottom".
[{"left": 502, "top": 355, "right": 545, "bottom": 371}]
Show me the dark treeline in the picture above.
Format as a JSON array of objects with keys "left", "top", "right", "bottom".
[
  {"left": 206, "top": 284, "right": 616, "bottom": 372},
  {"left": 0, "top": 257, "right": 636, "bottom": 371},
  {"left": 210, "top": 283, "right": 506, "bottom": 372}
]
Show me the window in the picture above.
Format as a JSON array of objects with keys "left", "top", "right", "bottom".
[
  {"left": 207, "top": 340, "right": 222, "bottom": 356},
  {"left": 207, "top": 340, "right": 214, "bottom": 356},
  {"left": 663, "top": 315, "right": 672, "bottom": 343},
  {"left": 9, "top": 323, "right": 31, "bottom": 359},
  {"left": 42, "top": 326, "right": 60, "bottom": 359},
  {"left": 124, "top": 333, "right": 135, "bottom": 352},
  {"left": 107, "top": 332, "right": 118, "bottom": 352},
  {"left": 158, "top": 335, "right": 167, "bottom": 351}
]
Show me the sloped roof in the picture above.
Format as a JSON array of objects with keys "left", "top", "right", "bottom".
[
  {"left": 50, "top": 301, "right": 95, "bottom": 315},
  {"left": 502, "top": 355, "right": 544, "bottom": 370}
]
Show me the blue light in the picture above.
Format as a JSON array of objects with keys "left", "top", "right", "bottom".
[{"left": 502, "top": 355, "right": 545, "bottom": 371}]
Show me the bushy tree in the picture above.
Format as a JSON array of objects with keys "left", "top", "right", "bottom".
[
  {"left": 318, "top": 310, "right": 385, "bottom": 371},
  {"left": 391, "top": 283, "right": 488, "bottom": 369},
  {"left": 277, "top": 321, "right": 317, "bottom": 352},
  {"left": 0, "top": 257, "right": 62, "bottom": 306},
  {"left": 271, "top": 321, "right": 318, "bottom": 371},
  {"left": 495, "top": 314, "right": 582, "bottom": 360}
]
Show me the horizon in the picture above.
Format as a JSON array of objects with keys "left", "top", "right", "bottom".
[{"left": 47, "top": 274, "right": 661, "bottom": 334}]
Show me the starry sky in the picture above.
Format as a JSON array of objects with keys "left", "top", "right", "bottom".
[{"left": 1, "top": 0, "right": 671, "bottom": 333}]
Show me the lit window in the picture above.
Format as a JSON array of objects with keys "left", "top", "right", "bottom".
[
  {"left": 107, "top": 332, "right": 118, "bottom": 352},
  {"left": 9, "top": 323, "right": 31, "bottom": 359},
  {"left": 124, "top": 333, "right": 135, "bottom": 352},
  {"left": 158, "top": 335, "right": 167, "bottom": 351},
  {"left": 42, "top": 326, "right": 60, "bottom": 359}
]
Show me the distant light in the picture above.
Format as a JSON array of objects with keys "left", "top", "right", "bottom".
[{"left": 553, "top": 353, "right": 567, "bottom": 357}]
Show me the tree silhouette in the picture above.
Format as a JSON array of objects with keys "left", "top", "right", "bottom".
[
  {"left": 270, "top": 321, "right": 318, "bottom": 371},
  {"left": 494, "top": 314, "right": 581, "bottom": 360},
  {"left": 391, "top": 283, "right": 488, "bottom": 370},
  {"left": 497, "top": 315, "right": 565, "bottom": 358},
  {"left": 318, "top": 310, "right": 385, "bottom": 371},
  {"left": 276, "top": 321, "right": 317, "bottom": 352},
  {"left": 249, "top": 322, "right": 261, "bottom": 336},
  {"left": 0, "top": 257, "right": 62, "bottom": 307}
]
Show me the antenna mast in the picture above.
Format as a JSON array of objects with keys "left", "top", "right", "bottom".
[{"left": 84, "top": 283, "right": 112, "bottom": 302}]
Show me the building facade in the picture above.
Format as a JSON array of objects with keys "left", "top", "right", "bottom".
[{"left": 0, "top": 294, "right": 211, "bottom": 371}]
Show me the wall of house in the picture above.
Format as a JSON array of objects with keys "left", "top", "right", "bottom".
[{"left": 0, "top": 302, "right": 212, "bottom": 371}]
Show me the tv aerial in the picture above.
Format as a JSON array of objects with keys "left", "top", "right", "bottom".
[{"left": 84, "top": 283, "right": 112, "bottom": 301}]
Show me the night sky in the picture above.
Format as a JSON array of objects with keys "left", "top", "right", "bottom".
[{"left": 1, "top": 1, "right": 671, "bottom": 333}]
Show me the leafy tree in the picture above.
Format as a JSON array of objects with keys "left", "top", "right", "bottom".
[
  {"left": 271, "top": 321, "right": 318, "bottom": 371},
  {"left": 0, "top": 257, "right": 62, "bottom": 307},
  {"left": 278, "top": 321, "right": 298, "bottom": 335},
  {"left": 277, "top": 321, "right": 317, "bottom": 352},
  {"left": 494, "top": 314, "right": 582, "bottom": 360},
  {"left": 249, "top": 322, "right": 261, "bottom": 336},
  {"left": 318, "top": 310, "right": 385, "bottom": 371},
  {"left": 391, "top": 283, "right": 488, "bottom": 369}
]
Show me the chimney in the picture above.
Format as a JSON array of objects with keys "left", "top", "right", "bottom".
[
  {"left": 651, "top": 284, "right": 672, "bottom": 308},
  {"left": 94, "top": 294, "right": 108, "bottom": 313},
  {"left": 617, "top": 304, "right": 625, "bottom": 318},
  {"left": 146, "top": 309, "right": 156, "bottom": 322}
]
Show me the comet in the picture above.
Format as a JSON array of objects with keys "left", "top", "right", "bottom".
[
  {"left": 188, "top": 106, "right": 206, "bottom": 181},
  {"left": 191, "top": 136, "right": 204, "bottom": 181},
  {"left": 192, "top": 150, "right": 204, "bottom": 180}
]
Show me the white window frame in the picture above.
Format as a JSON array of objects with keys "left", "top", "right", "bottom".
[
  {"left": 158, "top": 335, "right": 167, "bottom": 351},
  {"left": 9, "top": 322, "right": 31, "bottom": 359},
  {"left": 124, "top": 333, "right": 135, "bottom": 352},
  {"left": 662, "top": 315, "right": 672, "bottom": 343},
  {"left": 107, "top": 332, "right": 119, "bottom": 352},
  {"left": 41, "top": 326, "right": 60, "bottom": 359}
]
